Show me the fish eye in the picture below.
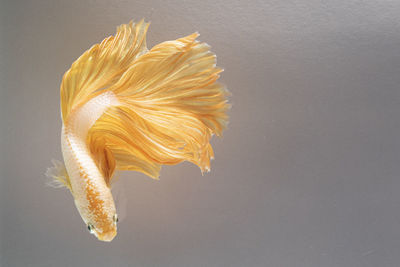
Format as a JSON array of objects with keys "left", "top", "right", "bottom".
[
  {"left": 113, "top": 214, "right": 118, "bottom": 223},
  {"left": 87, "top": 223, "right": 94, "bottom": 232}
]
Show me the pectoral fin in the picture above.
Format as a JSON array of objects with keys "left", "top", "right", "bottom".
[{"left": 46, "top": 159, "right": 73, "bottom": 192}]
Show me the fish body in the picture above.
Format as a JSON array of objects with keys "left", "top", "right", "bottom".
[
  {"left": 61, "top": 92, "right": 119, "bottom": 241},
  {"left": 47, "top": 20, "right": 229, "bottom": 242}
]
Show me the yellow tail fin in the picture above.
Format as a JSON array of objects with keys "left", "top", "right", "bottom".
[
  {"left": 88, "top": 32, "right": 229, "bottom": 179},
  {"left": 61, "top": 20, "right": 229, "bottom": 181}
]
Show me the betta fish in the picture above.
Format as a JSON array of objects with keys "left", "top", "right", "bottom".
[{"left": 46, "top": 20, "right": 229, "bottom": 242}]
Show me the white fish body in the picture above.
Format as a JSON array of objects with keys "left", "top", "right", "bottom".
[{"left": 61, "top": 92, "right": 119, "bottom": 241}]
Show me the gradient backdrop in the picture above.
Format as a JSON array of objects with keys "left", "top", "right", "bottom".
[{"left": 2, "top": 1, "right": 400, "bottom": 266}]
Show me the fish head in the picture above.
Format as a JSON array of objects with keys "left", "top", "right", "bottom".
[
  {"left": 88, "top": 219, "right": 117, "bottom": 242},
  {"left": 73, "top": 187, "right": 118, "bottom": 242}
]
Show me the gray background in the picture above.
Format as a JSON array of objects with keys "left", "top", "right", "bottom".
[{"left": 1, "top": 0, "right": 400, "bottom": 266}]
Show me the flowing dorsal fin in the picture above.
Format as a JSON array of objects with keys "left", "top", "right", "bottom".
[{"left": 60, "top": 20, "right": 149, "bottom": 122}]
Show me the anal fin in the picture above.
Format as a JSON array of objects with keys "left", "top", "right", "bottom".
[{"left": 89, "top": 140, "right": 116, "bottom": 186}]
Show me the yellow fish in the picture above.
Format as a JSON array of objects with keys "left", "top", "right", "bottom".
[{"left": 46, "top": 20, "right": 229, "bottom": 242}]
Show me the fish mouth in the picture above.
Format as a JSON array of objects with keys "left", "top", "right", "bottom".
[{"left": 96, "top": 229, "right": 117, "bottom": 242}]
